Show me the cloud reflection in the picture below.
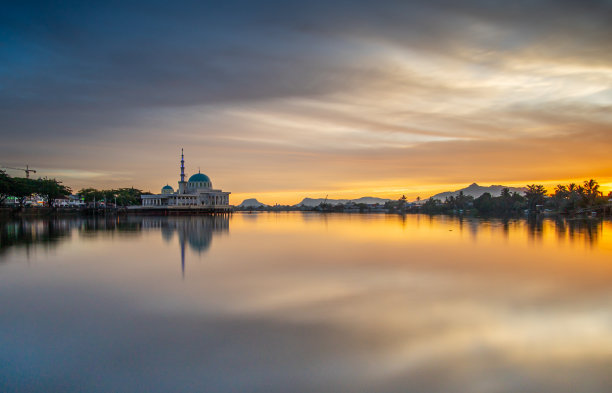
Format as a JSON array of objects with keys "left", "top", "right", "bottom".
[{"left": 1, "top": 213, "right": 611, "bottom": 392}]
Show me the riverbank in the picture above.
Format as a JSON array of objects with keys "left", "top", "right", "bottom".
[
  {"left": 0, "top": 207, "right": 124, "bottom": 218},
  {"left": 0, "top": 205, "right": 233, "bottom": 218}
]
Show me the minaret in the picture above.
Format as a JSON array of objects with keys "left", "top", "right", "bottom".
[
  {"left": 180, "top": 148, "right": 185, "bottom": 182},
  {"left": 178, "top": 148, "right": 187, "bottom": 194}
]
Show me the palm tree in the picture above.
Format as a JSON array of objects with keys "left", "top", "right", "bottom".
[
  {"left": 525, "top": 184, "right": 547, "bottom": 211},
  {"left": 398, "top": 195, "right": 407, "bottom": 212},
  {"left": 552, "top": 185, "right": 569, "bottom": 211},
  {"left": 583, "top": 179, "right": 602, "bottom": 206}
]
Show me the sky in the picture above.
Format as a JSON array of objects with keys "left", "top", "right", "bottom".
[{"left": 1, "top": 0, "right": 611, "bottom": 204}]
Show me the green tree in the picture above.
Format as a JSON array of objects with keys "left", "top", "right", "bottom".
[
  {"left": 36, "top": 178, "right": 72, "bottom": 207},
  {"left": 474, "top": 192, "right": 494, "bottom": 214},
  {"left": 565, "top": 183, "right": 582, "bottom": 210},
  {"left": 511, "top": 192, "right": 526, "bottom": 212},
  {"left": 398, "top": 195, "right": 407, "bottom": 213},
  {"left": 525, "top": 184, "right": 547, "bottom": 211},
  {"left": 455, "top": 191, "right": 471, "bottom": 210},
  {"left": 11, "top": 177, "right": 37, "bottom": 206},
  {"left": 78, "top": 187, "right": 145, "bottom": 206},
  {"left": 552, "top": 184, "right": 570, "bottom": 212},
  {"left": 114, "top": 188, "right": 145, "bottom": 206},
  {"left": 421, "top": 197, "right": 443, "bottom": 214},
  {"left": 78, "top": 188, "right": 105, "bottom": 203},
  {"left": 582, "top": 179, "right": 602, "bottom": 206},
  {"left": 498, "top": 188, "right": 514, "bottom": 213},
  {"left": 0, "top": 170, "right": 14, "bottom": 204}
]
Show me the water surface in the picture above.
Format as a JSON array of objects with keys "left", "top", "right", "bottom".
[{"left": 1, "top": 213, "right": 611, "bottom": 392}]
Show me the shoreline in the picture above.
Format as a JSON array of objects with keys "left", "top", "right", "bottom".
[{"left": 1, "top": 206, "right": 608, "bottom": 220}]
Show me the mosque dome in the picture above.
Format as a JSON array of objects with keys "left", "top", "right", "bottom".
[
  {"left": 162, "top": 184, "right": 173, "bottom": 190},
  {"left": 187, "top": 171, "right": 212, "bottom": 190},
  {"left": 188, "top": 172, "right": 210, "bottom": 183},
  {"left": 161, "top": 184, "right": 174, "bottom": 194}
]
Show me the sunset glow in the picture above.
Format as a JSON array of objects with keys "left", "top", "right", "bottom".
[{"left": 1, "top": 1, "right": 610, "bottom": 204}]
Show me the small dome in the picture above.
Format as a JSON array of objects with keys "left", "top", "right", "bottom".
[
  {"left": 188, "top": 172, "right": 210, "bottom": 183},
  {"left": 162, "top": 184, "right": 173, "bottom": 190}
]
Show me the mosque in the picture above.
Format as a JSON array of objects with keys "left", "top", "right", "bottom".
[{"left": 140, "top": 149, "right": 231, "bottom": 209}]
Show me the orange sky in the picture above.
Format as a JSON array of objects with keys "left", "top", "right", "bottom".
[{"left": 1, "top": 2, "right": 611, "bottom": 205}]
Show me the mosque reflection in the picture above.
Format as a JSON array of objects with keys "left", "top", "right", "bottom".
[
  {"left": 158, "top": 216, "right": 230, "bottom": 277},
  {"left": 0, "top": 215, "right": 230, "bottom": 274}
]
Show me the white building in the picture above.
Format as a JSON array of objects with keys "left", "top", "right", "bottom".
[{"left": 141, "top": 149, "right": 231, "bottom": 209}]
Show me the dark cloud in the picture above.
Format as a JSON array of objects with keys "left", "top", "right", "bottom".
[{"left": 2, "top": 1, "right": 611, "bottom": 137}]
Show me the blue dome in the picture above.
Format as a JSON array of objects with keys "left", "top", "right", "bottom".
[
  {"left": 188, "top": 172, "right": 210, "bottom": 183},
  {"left": 162, "top": 184, "right": 173, "bottom": 190}
]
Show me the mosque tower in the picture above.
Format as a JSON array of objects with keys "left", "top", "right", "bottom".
[{"left": 178, "top": 148, "right": 187, "bottom": 194}]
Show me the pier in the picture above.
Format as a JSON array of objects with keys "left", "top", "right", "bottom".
[{"left": 126, "top": 206, "right": 232, "bottom": 215}]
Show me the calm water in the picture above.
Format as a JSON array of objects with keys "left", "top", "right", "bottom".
[{"left": 1, "top": 213, "right": 612, "bottom": 393}]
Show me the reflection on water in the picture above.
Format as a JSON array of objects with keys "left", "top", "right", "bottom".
[
  {"left": 1, "top": 215, "right": 606, "bottom": 255},
  {"left": 0, "top": 215, "right": 230, "bottom": 276},
  {"left": 1, "top": 213, "right": 611, "bottom": 393},
  {"left": 159, "top": 216, "right": 229, "bottom": 277}
]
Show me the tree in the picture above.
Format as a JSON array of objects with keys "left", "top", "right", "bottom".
[
  {"left": 398, "top": 195, "right": 407, "bottom": 212},
  {"left": 114, "top": 188, "right": 145, "bottom": 206},
  {"left": 525, "top": 184, "right": 547, "bottom": 211},
  {"left": 582, "top": 179, "right": 602, "bottom": 206},
  {"left": 511, "top": 192, "right": 526, "bottom": 211},
  {"left": 11, "top": 177, "right": 37, "bottom": 206},
  {"left": 497, "top": 188, "right": 513, "bottom": 212},
  {"left": 0, "top": 170, "right": 14, "bottom": 205},
  {"left": 78, "top": 187, "right": 145, "bottom": 206},
  {"left": 454, "top": 191, "right": 472, "bottom": 210},
  {"left": 421, "top": 197, "right": 443, "bottom": 214},
  {"left": 552, "top": 184, "right": 570, "bottom": 212},
  {"left": 78, "top": 188, "right": 105, "bottom": 203},
  {"left": 474, "top": 192, "right": 494, "bottom": 214},
  {"left": 36, "top": 178, "right": 72, "bottom": 207}
]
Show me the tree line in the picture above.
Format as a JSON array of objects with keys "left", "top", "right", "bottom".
[
  {"left": 1, "top": 170, "right": 148, "bottom": 207},
  {"left": 415, "top": 179, "right": 609, "bottom": 215},
  {"left": 77, "top": 187, "right": 149, "bottom": 206},
  {"left": 0, "top": 170, "right": 71, "bottom": 207}
]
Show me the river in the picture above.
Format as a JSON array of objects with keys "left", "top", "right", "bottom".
[{"left": 1, "top": 213, "right": 611, "bottom": 392}]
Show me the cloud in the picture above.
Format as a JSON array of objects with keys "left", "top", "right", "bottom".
[{"left": 0, "top": 1, "right": 610, "bottom": 197}]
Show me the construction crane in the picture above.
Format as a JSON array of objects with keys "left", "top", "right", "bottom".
[
  {"left": 319, "top": 194, "right": 329, "bottom": 212},
  {"left": 1, "top": 165, "right": 37, "bottom": 178}
]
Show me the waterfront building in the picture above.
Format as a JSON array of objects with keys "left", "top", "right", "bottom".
[{"left": 140, "top": 149, "right": 231, "bottom": 209}]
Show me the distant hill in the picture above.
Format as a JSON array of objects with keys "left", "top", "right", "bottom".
[
  {"left": 296, "top": 197, "right": 390, "bottom": 207},
  {"left": 431, "top": 183, "right": 526, "bottom": 201},
  {"left": 237, "top": 198, "right": 268, "bottom": 208}
]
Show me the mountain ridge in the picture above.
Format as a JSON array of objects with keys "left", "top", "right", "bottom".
[
  {"left": 237, "top": 198, "right": 268, "bottom": 208},
  {"left": 430, "top": 183, "right": 526, "bottom": 201},
  {"left": 296, "top": 197, "right": 391, "bottom": 207}
]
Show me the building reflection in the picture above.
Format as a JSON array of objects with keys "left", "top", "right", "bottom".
[
  {"left": 158, "top": 216, "right": 230, "bottom": 277},
  {"left": 0, "top": 215, "right": 230, "bottom": 272}
]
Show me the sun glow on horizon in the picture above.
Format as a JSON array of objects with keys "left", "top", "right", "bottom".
[{"left": 229, "top": 177, "right": 612, "bottom": 206}]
